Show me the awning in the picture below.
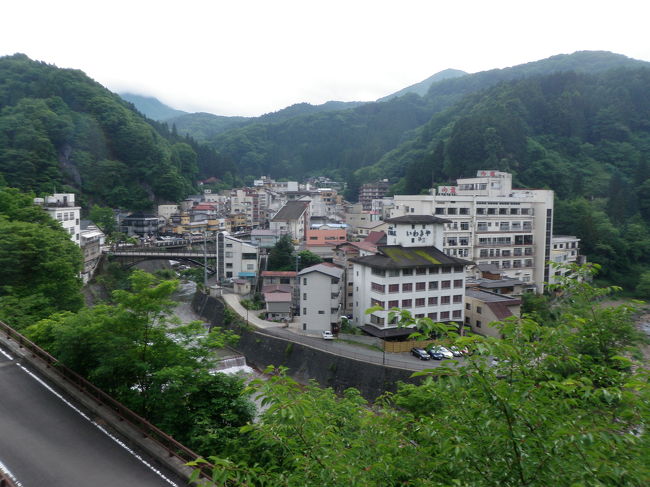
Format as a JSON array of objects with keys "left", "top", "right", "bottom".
[{"left": 238, "top": 272, "right": 257, "bottom": 277}]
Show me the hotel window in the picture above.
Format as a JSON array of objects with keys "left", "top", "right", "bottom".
[
  {"left": 453, "top": 294, "right": 463, "bottom": 304},
  {"left": 401, "top": 299, "right": 412, "bottom": 308},
  {"left": 402, "top": 283, "right": 413, "bottom": 292},
  {"left": 416, "top": 282, "right": 426, "bottom": 291},
  {"left": 441, "top": 280, "right": 451, "bottom": 289},
  {"left": 388, "top": 300, "right": 399, "bottom": 308},
  {"left": 452, "top": 310, "right": 462, "bottom": 319},
  {"left": 441, "top": 296, "right": 451, "bottom": 305},
  {"left": 415, "top": 298, "right": 425, "bottom": 307},
  {"left": 453, "top": 279, "right": 463, "bottom": 288},
  {"left": 428, "top": 296, "right": 438, "bottom": 305},
  {"left": 429, "top": 281, "right": 439, "bottom": 290},
  {"left": 440, "top": 311, "right": 450, "bottom": 320},
  {"left": 388, "top": 284, "right": 400, "bottom": 293},
  {"left": 428, "top": 312, "right": 438, "bottom": 320},
  {"left": 371, "top": 282, "right": 385, "bottom": 293}
]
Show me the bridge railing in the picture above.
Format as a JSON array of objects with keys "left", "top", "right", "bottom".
[
  {"left": 0, "top": 321, "right": 212, "bottom": 481},
  {"left": 0, "top": 471, "right": 18, "bottom": 487}
]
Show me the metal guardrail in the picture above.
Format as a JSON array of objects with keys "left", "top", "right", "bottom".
[
  {"left": 0, "top": 472, "right": 18, "bottom": 487},
  {"left": 0, "top": 321, "right": 211, "bottom": 481}
]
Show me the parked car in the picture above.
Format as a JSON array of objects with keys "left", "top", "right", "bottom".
[
  {"left": 449, "top": 346, "right": 467, "bottom": 357},
  {"left": 430, "top": 345, "right": 454, "bottom": 359},
  {"left": 322, "top": 330, "right": 335, "bottom": 340},
  {"left": 428, "top": 349, "right": 445, "bottom": 360},
  {"left": 411, "top": 347, "right": 431, "bottom": 360}
]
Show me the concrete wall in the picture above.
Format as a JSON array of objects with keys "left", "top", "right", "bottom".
[{"left": 192, "top": 293, "right": 421, "bottom": 401}]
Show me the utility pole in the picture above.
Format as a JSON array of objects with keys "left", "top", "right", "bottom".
[
  {"left": 294, "top": 253, "right": 301, "bottom": 317},
  {"left": 203, "top": 231, "right": 208, "bottom": 288},
  {"left": 215, "top": 231, "right": 219, "bottom": 284}
]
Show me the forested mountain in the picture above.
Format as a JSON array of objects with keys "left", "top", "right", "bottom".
[
  {"left": 119, "top": 93, "right": 188, "bottom": 121},
  {"left": 197, "top": 51, "right": 646, "bottom": 186},
  {"left": 377, "top": 68, "right": 467, "bottom": 102},
  {"left": 165, "top": 112, "right": 251, "bottom": 142},
  {"left": 372, "top": 66, "right": 650, "bottom": 286},
  {"left": 167, "top": 100, "right": 365, "bottom": 143},
  {"left": 0, "top": 54, "right": 233, "bottom": 210}
]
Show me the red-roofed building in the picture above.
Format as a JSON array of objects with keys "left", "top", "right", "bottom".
[{"left": 464, "top": 288, "right": 521, "bottom": 338}]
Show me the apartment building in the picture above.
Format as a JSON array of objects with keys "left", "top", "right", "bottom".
[
  {"left": 351, "top": 215, "right": 471, "bottom": 338},
  {"left": 464, "top": 288, "right": 522, "bottom": 338},
  {"left": 269, "top": 201, "right": 310, "bottom": 242},
  {"left": 298, "top": 263, "right": 344, "bottom": 333},
  {"left": 359, "top": 180, "right": 390, "bottom": 211},
  {"left": 215, "top": 232, "right": 259, "bottom": 281},
  {"left": 549, "top": 235, "right": 583, "bottom": 284},
  {"left": 390, "top": 170, "right": 554, "bottom": 292},
  {"left": 332, "top": 234, "right": 385, "bottom": 318},
  {"left": 35, "top": 193, "right": 81, "bottom": 244}
]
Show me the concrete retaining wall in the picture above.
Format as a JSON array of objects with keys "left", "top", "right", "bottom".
[{"left": 192, "top": 293, "right": 421, "bottom": 400}]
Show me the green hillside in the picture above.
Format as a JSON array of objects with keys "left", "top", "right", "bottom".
[
  {"left": 0, "top": 54, "right": 232, "bottom": 210},
  {"left": 167, "top": 100, "right": 365, "bottom": 144},
  {"left": 374, "top": 67, "right": 650, "bottom": 286},
  {"left": 199, "top": 51, "right": 646, "bottom": 187}
]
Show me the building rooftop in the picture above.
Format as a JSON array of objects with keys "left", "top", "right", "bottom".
[
  {"left": 364, "top": 231, "right": 386, "bottom": 245},
  {"left": 271, "top": 201, "right": 309, "bottom": 221},
  {"left": 470, "top": 277, "right": 525, "bottom": 289},
  {"left": 466, "top": 288, "right": 521, "bottom": 303},
  {"left": 351, "top": 245, "right": 472, "bottom": 269},
  {"left": 384, "top": 215, "right": 451, "bottom": 225},
  {"left": 264, "top": 292, "right": 292, "bottom": 303},
  {"left": 298, "top": 263, "right": 344, "bottom": 278},
  {"left": 262, "top": 284, "right": 293, "bottom": 294}
]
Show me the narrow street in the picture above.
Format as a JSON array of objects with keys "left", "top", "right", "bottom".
[{"left": 220, "top": 292, "right": 465, "bottom": 371}]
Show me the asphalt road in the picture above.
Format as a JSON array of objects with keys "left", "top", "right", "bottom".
[
  {"left": 221, "top": 292, "right": 465, "bottom": 371},
  {"left": 0, "top": 349, "right": 182, "bottom": 487}
]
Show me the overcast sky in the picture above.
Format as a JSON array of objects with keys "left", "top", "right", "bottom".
[{"left": 2, "top": 0, "right": 649, "bottom": 117}]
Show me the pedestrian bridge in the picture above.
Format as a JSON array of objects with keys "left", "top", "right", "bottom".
[{"left": 106, "top": 240, "right": 217, "bottom": 274}]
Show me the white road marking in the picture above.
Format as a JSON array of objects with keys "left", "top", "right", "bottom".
[
  {"left": 14, "top": 362, "right": 180, "bottom": 486},
  {"left": 0, "top": 349, "right": 13, "bottom": 360},
  {"left": 0, "top": 459, "right": 23, "bottom": 487}
]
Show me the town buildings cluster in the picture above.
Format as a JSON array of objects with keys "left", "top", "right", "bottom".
[{"left": 38, "top": 170, "right": 584, "bottom": 341}]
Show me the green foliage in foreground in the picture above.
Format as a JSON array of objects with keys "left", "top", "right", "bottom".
[
  {"left": 0, "top": 186, "right": 83, "bottom": 328},
  {"left": 25, "top": 270, "right": 254, "bottom": 454},
  {"left": 192, "top": 265, "right": 650, "bottom": 486}
]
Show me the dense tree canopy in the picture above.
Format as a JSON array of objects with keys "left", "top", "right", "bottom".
[
  {"left": 25, "top": 270, "right": 254, "bottom": 454},
  {"left": 0, "top": 186, "right": 83, "bottom": 329},
  {"left": 194, "top": 265, "right": 650, "bottom": 486},
  {"left": 0, "top": 54, "right": 233, "bottom": 209}
]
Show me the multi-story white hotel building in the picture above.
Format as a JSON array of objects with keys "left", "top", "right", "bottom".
[
  {"left": 35, "top": 193, "right": 81, "bottom": 245},
  {"left": 351, "top": 215, "right": 471, "bottom": 338},
  {"left": 389, "top": 171, "right": 554, "bottom": 292}
]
